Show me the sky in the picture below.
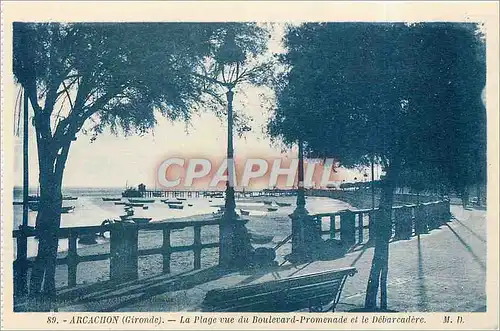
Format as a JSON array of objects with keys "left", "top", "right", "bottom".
[{"left": 11, "top": 23, "right": 373, "bottom": 190}]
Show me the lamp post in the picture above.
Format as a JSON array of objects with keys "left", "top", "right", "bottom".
[
  {"left": 215, "top": 32, "right": 253, "bottom": 269},
  {"left": 289, "top": 138, "right": 321, "bottom": 263},
  {"left": 371, "top": 154, "right": 375, "bottom": 210},
  {"left": 296, "top": 138, "right": 306, "bottom": 211},
  {"left": 224, "top": 87, "right": 237, "bottom": 218}
]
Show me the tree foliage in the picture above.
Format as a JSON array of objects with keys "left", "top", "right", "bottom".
[
  {"left": 14, "top": 23, "right": 268, "bottom": 138},
  {"left": 268, "top": 22, "right": 486, "bottom": 310},
  {"left": 269, "top": 22, "right": 485, "bottom": 192},
  {"left": 13, "top": 22, "right": 270, "bottom": 301}
]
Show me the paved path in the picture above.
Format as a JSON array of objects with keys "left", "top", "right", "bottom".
[{"left": 55, "top": 205, "right": 486, "bottom": 312}]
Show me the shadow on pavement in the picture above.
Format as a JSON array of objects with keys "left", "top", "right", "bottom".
[
  {"left": 52, "top": 266, "right": 232, "bottom": 312},
  {"left": 444, "top": 223, "right": 486, "bottom": 270},
  {"left": 417, "top": 235, "right": 429, "bottom": 311},
  {"left": 450, "top": 216, "right": 486, "bottom": 243}
]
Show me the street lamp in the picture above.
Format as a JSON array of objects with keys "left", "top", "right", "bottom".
[
  {"left": 289, "top": 138, "right": 321, "bottom": 263},
  {"left": 215, "top": 31, "right": 253, "bottom": 269}
]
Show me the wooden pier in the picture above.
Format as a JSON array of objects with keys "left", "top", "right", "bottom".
[{"left": 140, "top": 189, "right": 296, "bottom": 198}]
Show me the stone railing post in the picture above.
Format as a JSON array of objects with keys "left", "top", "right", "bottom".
[
  {"left": 414, "top": 203, "right": 429, "bottom": 235},
  {"left": 442, "top": 199, "right": 451, "bottom": 223},
  {"left": 110, "top": 222, "right": 139, "bottom": 283},
  {"left": 394, "top": 206, "right": 412, "bottom": 240},
  {"left": 340, "top": 211, "right": 356, "bottom": 247},
  {"left": 427, "top": 202, "right": 440, "bottom": 230}
]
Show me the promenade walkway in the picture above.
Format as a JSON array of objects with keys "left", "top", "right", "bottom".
[{"left": 54, "top": 205, "right": 487, "bottom": 312}]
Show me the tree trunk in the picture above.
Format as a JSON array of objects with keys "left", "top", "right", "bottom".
[
  {"left": 28, "top": 170, "right": 63, "bottom": 309},
  {"left": 364, "top": 160, "right": 398, "bottom": 311},
  {"left": 28, "top": 139, "right": 71, "bottom": 310}
]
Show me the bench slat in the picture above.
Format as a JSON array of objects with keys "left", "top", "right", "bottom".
[
  {"left": 202, "top": 267, "right": 356, "bottom": 312},
  {"left": 204, "top": 267, "right": 355, "bottom": 303},
  {"left": 206, "top": 280, "right": 343, "bottom": 312}
]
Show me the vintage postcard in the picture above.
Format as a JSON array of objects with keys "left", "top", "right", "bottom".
[{"left": 1, "top": 1, "right": 499, "bottom": 330}]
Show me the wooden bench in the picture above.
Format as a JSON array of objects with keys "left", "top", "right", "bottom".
[{"left": 202, "top": 267, "right": 357, "bottom": 312}]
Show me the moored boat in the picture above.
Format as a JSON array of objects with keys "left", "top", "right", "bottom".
[
  {"left": 250, "top": 233, "right": 274, "bottom": 244},
  {"left": 103, "top": 197, "right": 122, "bottom": 202},
  {"left": 114, "top": 201, "right": 127, "bottom": 205},
  {"left": 240, "top": 209, "right": 250, "bottom": 216},
  {"left": 176, "top": 197, "right": 187, "bottom": 201},
  {"left": 275, "top": 202, "right": 292, "bottom": 207},
  {"left": 61, "top": 206, "right": 75, "bottom": 213},
  {"left": 121, "top": 186, "right": 142, "bottom": 198},
  {"left": 128, "top": 198, "right": 155, "bottom": 203},
  {"left": 63, "top": 196, "right": 78, "bottom": 200},
  {"left": 125, "top": 203, "right": 144, "bottom": 207},
  {"left": 161, "top": 200, "right": 182, "bottom": 204},
  {"left": 267, "top": 207, "right": 278, "bottom": 212},
  {"left": 168, "top": 204, "right": 184, "bottom": 210},
  {"left": 262, "top": 201, "right": 273, "bottom": 205}
]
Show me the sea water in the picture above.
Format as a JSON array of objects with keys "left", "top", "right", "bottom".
[
  {"left": 12, "top": 187, "right": 224, "bottom": 257},
  {"left": 12, "top": 187, "right": 353, "bottom": 258}
]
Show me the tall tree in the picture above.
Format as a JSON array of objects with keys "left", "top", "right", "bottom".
[
  {"left": 13, "top": 22, "right": 268, "bottom": 305},
  {"left": 268, "top": 22, "right": 485, "bottom": 311}
]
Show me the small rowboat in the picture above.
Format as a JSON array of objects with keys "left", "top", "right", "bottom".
[
  {"left": 262, "top": 201, "right": 273, "bottom": 205},
  {"left": 240, "top": 209, "right": 250, "bottom": 216},
  {"left": 250, "top": 233, "right": 274, "bottom": 244},
  {"left": 61, "top": 206, "right": 75, "bottom": 213},
  {"left": 275, "top": 202, "right": 292, "bottom": 207},
  {"left": 103, "top": 197, "right": 122, "bottom": 202},
  {"left": 142, "top": 205, "right": 149, "bottom": 210},
  {"left": 267, "top": 207, "right": 278, "bottom": 212},
  {"left": 188, "top": 204, "right": 193, "bottom": 207},
  {"left": 126, "top": 203, "right": 144, "bottom": 207},
  {"left": 128, "top": 198, "right": 155, "bottom": 203},
  {"left": 162, "top": 200, "right": 183, "bottom": 204},
  {"left": 168, "top": 204, "right": 184, "bottom": 210}
]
